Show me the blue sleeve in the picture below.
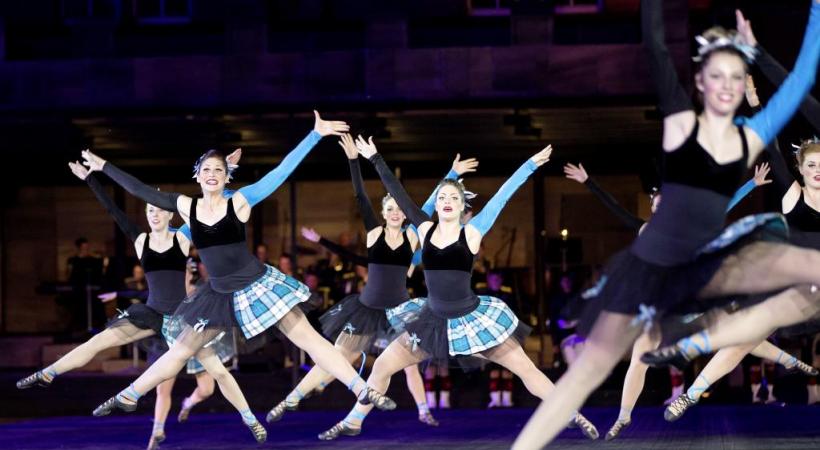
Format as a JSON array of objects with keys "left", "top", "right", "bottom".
[
  {"left": 469, "top": 160, "right": 538, "bottom": 236},
  {"left": 237, "top": 131, "right": 322, "bottom": 207},
  {"left": 725, "top": 179, "right": 756, "bottom": 212},
  {"left": 741, "top": 3, "right": 820, "bottom": 145},
  {"left": 411, "top": 248, "right": 422, "bottom": 266},
  {"left": 172, "top": 225, "right": 192, "bottom": 240},
  {"left": 420, "top": 168, "right": 458, "bottom": 216}
]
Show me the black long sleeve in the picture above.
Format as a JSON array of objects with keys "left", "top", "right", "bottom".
[
  {"left": 348, "top": 159, "right": 380, "bottom": 232},
  {"left": 756, "top": 44, "right": 820, "bottom": 133},
  {"left": 641, "top": 0, "right": 693, "bottom": 117},
  {"left": 318, "top": 237, "right": 368, "bottom": 268},
  {"left": 766, "top": 139, "right": 798, "bottom": 198},
  {"left": 86, "top": 174, "right": 142, "bottom": 241},
  {"left": 367, "top": 154, "right": 430, "bottom": 227},
  {"left": 102, "top": 162, "right": 180, "bottom": 213},
  {"left": 584, "top": 178, "right": 645, "bottom": 232}
]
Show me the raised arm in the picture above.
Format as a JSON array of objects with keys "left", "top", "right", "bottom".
[
  {"left": 420, "top": 153, "right": 478, "bottom": 215},
  {"left": 564, "top": 162, "right": 644, "bottom": 231},
  {"left": 69, "top": 162, "right": 143, "bottom": 241},
  {"left": 736, "top": 11, "right": 820, "bottom": 133},
  {"left": 641, "top": 0, "right": 693, "bottom": 117},
  {"left": 739, "top": 2, "right": 820, "bottom": 148},
  {"left": 301, "top": 226, "right": 368, "bottom": 268},
  {"left": 237, "top": 111, "right": 348, "bottom": 208},
  {"left": 355, "top": 137, "right": 431, "bottom": 228},
  {"left": 81, "top": 151, "right": 180, "bottom": 213},
  {"left": 339, "top": 134, "right": 380, "bottom": 231},
  {"left": 469, "top": 146, "right": 552, "bottom": 236}
]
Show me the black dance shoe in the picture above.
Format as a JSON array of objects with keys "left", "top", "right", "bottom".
[
  {"left": 604, "top": 419, "right": 631, "bottom": 441},
  {"left": 92, "top": 396, "right": 138, "bottom": 416},
  {"left": 664, "top": 394, "right": 698, "bottom": 422},
  {"left": 569, "top": 413, "right": 599, "bottom": 440},
  {"left": 318, "top": 421, "right": 361, "bottom": 441},
  {"left": 357, "top": 387, "right": 397, "bottom": 410},
  {"left": 265, "top": 399, "right": 299, "bottom": 423},
  {"left": 16, "top": 371, "right": 52, "bottom": 389},
  {"left": 640, "top": 345, "right": 691, "bottom": 371},
  {"left": 246, "top": 421, "right": 268, "bottom": 443}
]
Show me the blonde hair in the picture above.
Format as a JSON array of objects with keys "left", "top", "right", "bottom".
[{"left": 796, "top": 138, "right": 820, "bottom": 166}]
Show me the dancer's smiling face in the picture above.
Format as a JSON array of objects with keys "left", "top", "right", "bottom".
[
  {"left": 381, "top": 196, "right": 406, "bottom": 229},
  {"left": 196, "top": 157, "right": 228, "bottom": 193},
  {"left": 145, "top": 204, "right": 173, "bottom": 232},
  {"left": 696, "top": 51, "right": 747, "bottom": 117},
  {"left": 436, "top": 184, "right": 464, "bottom": 222},
  {"left": 798, "top": 145, "right": 820, "bottom": 190}
]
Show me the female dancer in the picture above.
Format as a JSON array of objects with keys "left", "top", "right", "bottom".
[
  {"left": 513, "top": 1, "right": 820, "bottom": 448},
  {"left": 18, "top": 156, "right": 231, "bottom": 449},
  {"left": 562, "top": 157, "right": 809, "bottom": 440},
  {"left": 265, "top": 135, "right": 477, "bottom": 429},
  {"left": 80, "top": 112, "right": 396, "bottom": 443},
  {"left": 318, "top": 136, "right": 599, "bottom": 441},
  {"left": 656, "top": 73, "right": 819, "bottom": 422}
]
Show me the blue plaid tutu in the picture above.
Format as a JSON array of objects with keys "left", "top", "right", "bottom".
[
  {"left": 172, "top": 265, "right": 310, "bottom": 341},
  {"left": 403, "top": 295, "right": 531, "bottom": 359},
  {"left": 232, "top": 265, "right": 311, "bottom": 338},
  {"left": 161, "top": 314, "right": 236, "bottom": 374},
  {"left": 576, "top": 213, "right": 789, "bottom": 336}
]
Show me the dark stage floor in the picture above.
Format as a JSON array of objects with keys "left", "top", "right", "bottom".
[{"left": 0, "top": 406, "right": 818, "bottom": 450}]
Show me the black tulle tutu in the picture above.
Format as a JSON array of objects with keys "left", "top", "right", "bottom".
[
  {"left": 108, "top": 303, "right": 164, "bottom": 334},
  {"left": 576, "top": 213, "right": 789, "bottom": 336},
  {"left": 320, "top": 294, "right": 391, "bottom": 343}
]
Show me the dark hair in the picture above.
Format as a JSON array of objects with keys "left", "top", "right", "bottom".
[
  {"left": 280, "top": 252, "right": 292, "bottom": 260},
  {"left": 192, "top": 149, "right": 236, "bottom": 180},
  {"left": 75, "top": 237, "right": 88, "bottom": 248}
]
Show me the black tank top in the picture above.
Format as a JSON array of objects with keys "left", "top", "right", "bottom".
[
  {"left": 663, "top": 121, "right": 749, "bottom": 197},
  {"left": 359, "top": 228, "right": 414, "bottom": 309},
  {"left": 141, "top": 233, "right": 188, "bottom": 315},
  {"left": 785, "top": 192, "right": 820, "bottom": 249},
  {"left": 421, "top": 223, "right": 479, "bottom": 318},
  {"left": 190, "top": 197, "right": 265, "bottom": 293},
  {"left": 631, "top": 123, "right": 750, "bottom": 266}
]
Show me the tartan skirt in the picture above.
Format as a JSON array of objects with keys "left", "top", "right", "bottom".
[
  {"left": 172, "top": 265, "right": 311, "bottom": 340},
  {"left": 403, "top": 295, "right": 531, "bottom": 359}
]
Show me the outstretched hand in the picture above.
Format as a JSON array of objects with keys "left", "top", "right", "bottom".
[
  {"left": 452, "top": 153, "right": 479, "bottom": 176},
  {"left": 301, "top": 226, "right": 321, "bottom": 243},
  {"left": 338, "top": 134, "right": 359, "bottom": 159},
  {"left": 753, "top": 162, "right": 772, "bottom": 186},
  {"left": 81, "top": 149, "right": 106, "bottom": 173},
  {"left": 354, "top": 135, "right": 378, "bottom": 159},
  {"left": 563, "top": 163, "right": 588, "bottom": 183},
  {"left": 68, "top": 160, "right": 90, "bottom": 180},
  {"left": 745, "top": 75, "right": 760, "bottom": 108},
  {"left": 736, "top": 10, "right": 757, "bottom": 47},
  {"left": 314, "top": 110, "right": 350, "bottom": 137},
  {"left": 530, "top": 145, "right": 553, "bottom": 167},
  {"left": 226, "top": 148, "right": 242, "bottom": 167}
]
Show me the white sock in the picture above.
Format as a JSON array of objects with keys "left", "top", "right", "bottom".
[{"left": 501, "top": 390, "right": 513, "bottom": 407}]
